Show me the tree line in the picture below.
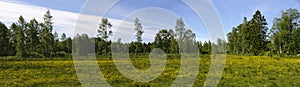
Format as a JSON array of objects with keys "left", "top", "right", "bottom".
[
  {"left": 227, "top": 8, "right": 300, "bottom": 56},
  {"left": 74, "top": 17, "right": 212, "bottom": 58},
  {"left": 0, "top": 10, "right": 72, "bottom": 59},
  {"left": 0, "top": 10, "right": 215, "bottom": 59},
  {"left": 2, "top": 8, "right": 297, "bottom": 59}
]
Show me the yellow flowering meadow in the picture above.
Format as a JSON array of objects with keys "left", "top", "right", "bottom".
[{"left": 0, "top": 55, "right": 299, "bottom": 86}]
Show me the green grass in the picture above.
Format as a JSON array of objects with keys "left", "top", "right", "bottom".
[{"left": 0, "top": 55, "right": 299, "bottom": 86}]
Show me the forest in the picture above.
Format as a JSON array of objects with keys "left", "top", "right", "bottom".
[{"left": 0, "top": 8, "right": 300, "bottom": 59}]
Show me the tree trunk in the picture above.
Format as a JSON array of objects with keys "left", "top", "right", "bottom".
[{"left": 279, "top": 43, "right": 282, "bottom": 54}]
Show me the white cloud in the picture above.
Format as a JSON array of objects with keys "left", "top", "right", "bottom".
[
  {"left": 0, "top": 0, "right": 135, "bottom": 40},
  {"left": 0, "top": 1, "right": 202, "bottom": 43},
  {"left": 110, "top": 7, "right": 181, "bottom": 42}
]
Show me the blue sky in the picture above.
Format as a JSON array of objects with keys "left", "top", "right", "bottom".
[{"left": 0, "top": 0, "right": 300, "bottom": 42}]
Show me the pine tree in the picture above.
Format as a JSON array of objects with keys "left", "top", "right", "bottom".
[
  {"left": 60, "top": 33, "right": 66, "bottom": 41},
  {"left": 40, "top": 10, "right": 54, "bottom": 59},
  {"left": 175, "top": 18, "right": 186, "bottom": 41},
  {"left": 134, "top": 18, "right": 144, "bottom": 53},
  {"left": 227, "top": 27, "right": 238, "bottom": 54},
  {"left": 0, "top": 22, "right": 10, "bottom": 56},
  {"left": 9, "top": 23, "right": 18, "bottom": 55},
  {"left": 41, "top": 10, "right": 54, "bottom": 59},
  {"left": 134, "top": 18, "right": 143, "bottom": 43},
  {"left": 98, "top": 18, "right": 112, "bottom": 57},
  {"left": 16, "top": 16, "right": 26, "bottom": 57},
  {"left": 248, "top": 10, "right": 268, "bottom": 55},
  {"left": 168, "top": 29, "right": 179, "bottom": 54},
  {"left": 27, "top": 18, "right": 40, "bottom": 53},
  {"left": 227, "top": 11, "right": 268, "bottom": 55},
  {"left": 53, "top": 31, "right": 59, "bottom": 54}
]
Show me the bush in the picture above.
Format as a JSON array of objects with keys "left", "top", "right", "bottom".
[
  {"left": 263, "top": 51, "right": 276, "bottom": 57},
  {"left": 55, "top": 51, "right": 68, "bottom": 57},
  {"left": 26, "top": 52, "right": 44, "bottom": 58}
]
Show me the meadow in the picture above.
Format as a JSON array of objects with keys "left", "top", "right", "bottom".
[{"left": 0, "top": 55, "right": 299, "bottom": 86}]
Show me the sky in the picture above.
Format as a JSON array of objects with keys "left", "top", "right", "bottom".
[{"left": 0, "top": 0, "right": 299, "bottom": 42}]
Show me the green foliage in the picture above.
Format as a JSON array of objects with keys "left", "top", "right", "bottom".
[
  {"left": 213, "top": 38, "right": 227, "bottom": 54},
  {"left": 98, "top": 18, "right": 112, "bottom": 41},
  {"left": 175, "top": 18, "right": 186, "bottom": 41},
  {"left": 173, "top": 18, "right": 199, "bottom": 54},
  {"left": 248, "top": 10, "right": 268, "bottom": 55},
  {"left": 134, "top": 18, "right": 144, "bottom": 43},
  {"left": 60, "top": 33, "right": 66, "bottom": 41},
  {"left": 8, "top": 23, "right": 18, "bottom": 55},
  {"left": 73, "top": 33, "right": 94, "bottom": 56},
  {"left": 201, "top": 41, "right": 212, "bottom": 54},
  {"left": 0, "top": 10, "right": 72, "bottom": 58},
  {"left": 16, "top": 16, "right": 26, "bottom": 57},
  {"left": 27, "top": 18, "right": 40, "bottom": 54},
  {"left": 168, "top": 29, "right": 179, "bottom": 54},
  {"left": 98, "top": 18, "right": 113, "bottom": 57},
  {"left": 0, "top": 22, "right": 11, "bottom": 56},
  {"left": 1, "top": 5, "right": 300, "bottom": 87},
  {"left": 270, "top": 8, "right": 300, "bottom": 55},
  {"left": 154, "top": 29, "right": 175, "bottom": 53},
  {"left": 133, "top": 18, "right": 144, "bottom": 54},
  {"left": 25, "top": 52, "right": 44, "bottom": 58},
  {"left": 55, "top": 51, "right": 68, "bottom": 58},
  {"left": 40, "top": 10, "right": 55, "bottom": 58},
  {"left": 227, "top": 10, "right": 268, "bottom": 55},
  {"left": 2, "top": 8, "right": 300, "bottom": 58}
]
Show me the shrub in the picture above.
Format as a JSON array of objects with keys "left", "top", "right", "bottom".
[
  {"left": 55, "top": 51, "right": 68, "bottom": 57},
  {"left": 26, "top": 52, "right": 44, "bottom": 58}
]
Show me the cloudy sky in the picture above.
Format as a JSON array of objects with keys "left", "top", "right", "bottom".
[{"left": 0, "top": 0, "right": 299, "bottom": 42}]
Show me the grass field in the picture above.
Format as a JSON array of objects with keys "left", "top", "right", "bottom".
[{"left": 0, "top": 55, "right": 300, "bottom": 86}]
